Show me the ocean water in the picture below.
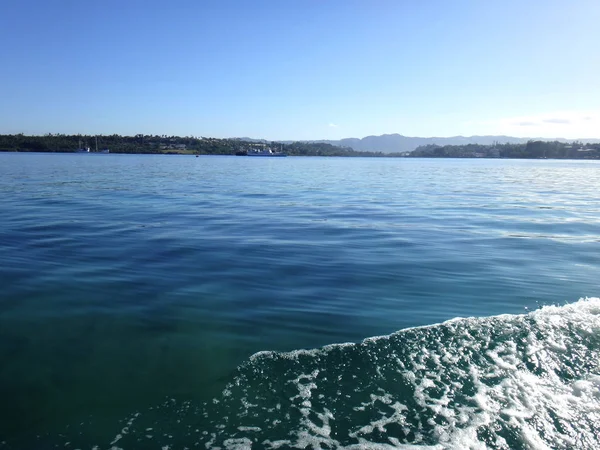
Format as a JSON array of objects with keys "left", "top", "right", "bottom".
[{"left": 0, "top": 153, "right": 599, "bottom": 449}]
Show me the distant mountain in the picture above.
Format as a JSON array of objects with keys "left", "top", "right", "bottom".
[
  {"left": 232, "top": 137, "right": 269, "bottom": 143},
  {"left": 283, "top": 134, "right": 600, "bottom": 153}
]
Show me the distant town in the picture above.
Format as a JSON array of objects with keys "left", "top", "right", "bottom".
[{"left": 1, "top": 134, "right": 599, "bottom": 159}]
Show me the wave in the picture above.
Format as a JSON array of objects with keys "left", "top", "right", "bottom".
[
  {"left": 199, "top": 297, "right": 600, "bottom": 449},
  {"left": 20, "top": 298, "right": 600, "bottom": 450}
]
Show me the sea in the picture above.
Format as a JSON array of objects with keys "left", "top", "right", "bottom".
[{"left": 0, "top": 153, "right": 599, "bottom": 449}]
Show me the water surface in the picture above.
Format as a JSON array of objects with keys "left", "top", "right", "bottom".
[{"left": 0, "top": 154, "right": 599, "bottom": 448}]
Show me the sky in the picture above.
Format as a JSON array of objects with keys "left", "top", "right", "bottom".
[{"left": 1, "top": 0, "right": 599, "bottom": 140}]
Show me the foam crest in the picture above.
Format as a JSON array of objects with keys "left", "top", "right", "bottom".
[
  {"left": 61, "top": 298, "right": 600, "bottom": 450},
  {"left": 204, "top": 298, "right": 600, "bottom": 449}
]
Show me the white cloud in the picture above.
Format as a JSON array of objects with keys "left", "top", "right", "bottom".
[
  {"left": 466, "top": 110, "right": 600, "bottom": 138},
  {"left": 328, "top": 123, "right": 338, "bottom": 128},
  {"left": 543, "top": 118, "right": 571, "bottom": 124}
]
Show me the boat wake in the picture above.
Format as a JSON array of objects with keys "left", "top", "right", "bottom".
[
  {"left": 197, "top": 297, "right": 600, "bottom": 449},
  {"left": 16, "top": 298, "right": 600, "bottom": 449}
]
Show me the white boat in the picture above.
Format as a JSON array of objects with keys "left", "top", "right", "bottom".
[
  {"left": 246, "top": 145, "right": 286, "bottom": 157},
  {"left": 75, "top": 139, "right": 90, "bottom": 153},
  {"left": 95, "top": 136, "right": 109, "bottom": 153},
  {"left": 77, "top": 136, "right": 109, "bottom": 153}
]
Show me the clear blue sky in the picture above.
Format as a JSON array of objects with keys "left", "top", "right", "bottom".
[{"left": 1, "top": 0, "right": 599, "bottom": 140}]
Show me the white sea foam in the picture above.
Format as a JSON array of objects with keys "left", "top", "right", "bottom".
[
  {"left": 92, "top": 298, "right": 600, "bottom": 450},
  {"left": 213, "top": 298, "right": 600, "bottom": 449}
]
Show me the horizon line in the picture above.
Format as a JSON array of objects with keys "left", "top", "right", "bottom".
[{"left": 3, "top": 132, "right": 600, "bottom": 142}]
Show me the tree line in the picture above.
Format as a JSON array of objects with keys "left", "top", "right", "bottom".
[
  {"left": 0, "top": 134, "right": 387, "bottom": 157},
  {"left": 3, "top": 134, "right": 598, "bottom": 158},
  {"left": 409, "top": 141, "right": 600, "bottom": 159}
]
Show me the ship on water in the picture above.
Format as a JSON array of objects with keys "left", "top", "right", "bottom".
[
  {"left": 238, "top": 144, "right": 286, "bottom": 157},
  {"left": 75, "top": 139, "right": 90, "bottom": 153},
  {"left": 75, "top": 136, "right": 109, "bottom": 153}
]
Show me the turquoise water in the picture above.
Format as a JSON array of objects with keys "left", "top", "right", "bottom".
[{"left": 0, "top": 153, "right": 599, "bottom": 449}]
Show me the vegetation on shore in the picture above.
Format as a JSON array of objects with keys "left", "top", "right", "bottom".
[
  {"left": 1, "top": 134, "right": 599, "bottom": 159},
  {"left": 0, "top": 134, "right": 385, "bottom": 157},
  {"left": 410, "top": 140, "right": 600, "bottom": 159}
]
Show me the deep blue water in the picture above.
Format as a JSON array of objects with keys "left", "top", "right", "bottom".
[{"left": 0, "top": 153, "right": 599, "bottom": 449}]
